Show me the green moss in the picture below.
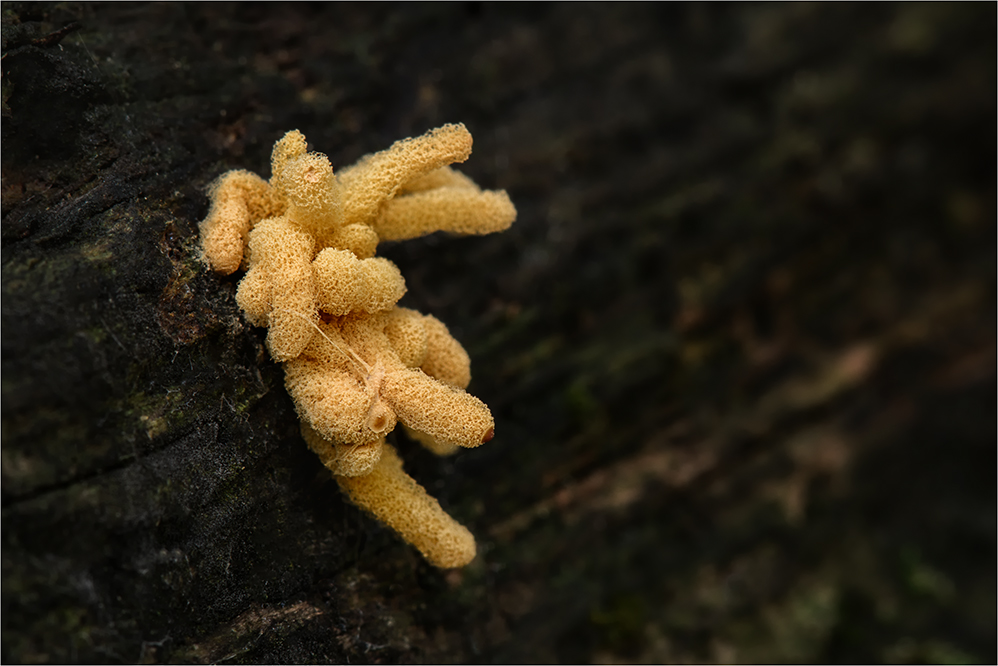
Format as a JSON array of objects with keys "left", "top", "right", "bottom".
[{"left": 900, "top": 548, "right": 956, "bottom": 603}]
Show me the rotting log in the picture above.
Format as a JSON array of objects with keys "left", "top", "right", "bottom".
[{"left": 2, "top": 3, "right": 995, "bottom": 663}]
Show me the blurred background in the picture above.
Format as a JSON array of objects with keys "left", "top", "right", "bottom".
[{"left": 2, "top": 3, "right": 994, "bottom": 663}]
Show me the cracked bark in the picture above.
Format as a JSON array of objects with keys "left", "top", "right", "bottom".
[{"left": 2, "top": 3, "right": 995, "bottom": 664}]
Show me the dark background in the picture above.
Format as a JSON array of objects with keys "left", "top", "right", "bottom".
[{"left": 2, "top": 3, "right": 994, "bottom": 663}]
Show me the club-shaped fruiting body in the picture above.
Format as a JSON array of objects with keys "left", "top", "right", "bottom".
[{"left": 200, "top": 124, "right": 515, "bottom": 568}]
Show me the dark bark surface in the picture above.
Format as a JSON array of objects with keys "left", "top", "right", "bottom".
[{"left": 2, "top": 3, "right": 994, "bottom": 663}]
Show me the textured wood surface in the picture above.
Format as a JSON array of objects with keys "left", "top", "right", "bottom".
[{"left": 2, "top": 3, "right": 994, "bottom": 663}]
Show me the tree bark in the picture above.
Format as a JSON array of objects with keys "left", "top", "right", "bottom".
[{"left": 2, "top": 3, "right": 994, "bottom": 663}]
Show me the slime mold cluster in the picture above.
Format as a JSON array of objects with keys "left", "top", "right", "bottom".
[{"left": 200, "top": 124, "right": 515, "bottom": 568}]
